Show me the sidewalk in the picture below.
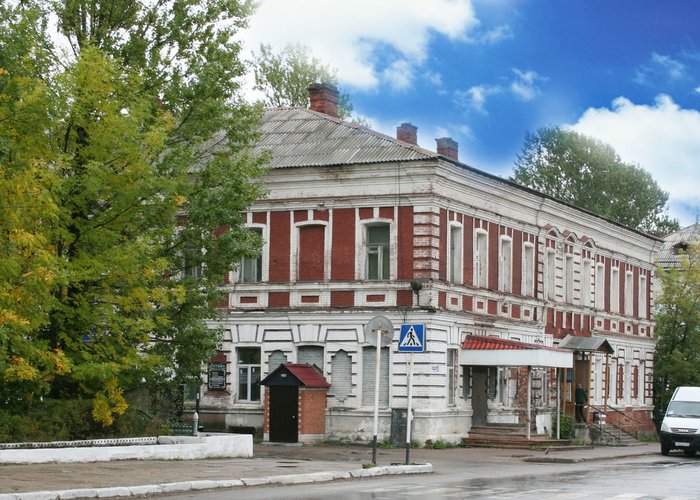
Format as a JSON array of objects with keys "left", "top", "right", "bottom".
[{"left": 0, "top": 441, "right": 661, "bottom": 499}]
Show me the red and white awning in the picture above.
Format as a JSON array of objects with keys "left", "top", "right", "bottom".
[{"left": 459, "top": 335, "right": 573, "bottom": 368}]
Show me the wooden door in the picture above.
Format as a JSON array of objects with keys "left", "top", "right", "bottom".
[
  {"left": 269, "top": 386, "right": 298, "bottom": 443},
  {"left": 472, "top": 366, "right": 488, "bottom": 426}
]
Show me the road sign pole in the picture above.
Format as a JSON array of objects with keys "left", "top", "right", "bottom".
[
  {"left": 371, "top": 329, "right": 384, "bottom": 465},
  {"left": 405, "top": 352, "right": 414, "bottom": 465}
]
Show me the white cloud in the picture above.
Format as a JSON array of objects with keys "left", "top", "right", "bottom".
[
  {"left": 426, "top": 70, "right": 444, "bottom": 87},
  {"left": 695, "top": 85, "right": 700, "bottom": 95},
  {"left": 568, "top": 95, "right": 700, "bottom": 225},
  {"left": 241, "top": 0, "right": 479, "bottom": 90},
  {"left": 635, "top": 52, "right": 686, "bottom": 85},
  {"left": 382, "top": 60, "right": 414, "bottom": 91},
  {"left": 455, "top": 85, "right": 501, "bottom": 114},
  {"left": 473, "top": 24, "right": 513, "bottom": 44},
  {"left": 510, "top": 69, "right": 542, "bottom": 101}
]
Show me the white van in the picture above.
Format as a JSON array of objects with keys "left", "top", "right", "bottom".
[{"left": 660, "top": 386, "right": 700, "bottom": 456}]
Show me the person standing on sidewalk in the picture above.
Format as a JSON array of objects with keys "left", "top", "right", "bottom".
[{"left": 575, "top": 383, "right": 587, "bottom": 423}]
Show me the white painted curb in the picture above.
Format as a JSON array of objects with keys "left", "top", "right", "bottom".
[{"left": 0, "top": 463, "right": 433, "bottom": 500}]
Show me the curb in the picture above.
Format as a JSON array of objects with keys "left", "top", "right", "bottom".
[
  {"left": 0, "top": 463, "right": 433, "bottom": 500},
  {"left": 523, "top": 450, "right": 660, "bottom": 464}
]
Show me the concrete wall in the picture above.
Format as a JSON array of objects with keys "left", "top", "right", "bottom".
[{"left": 0, "top": 434, "right": 253, "bottom": 464}]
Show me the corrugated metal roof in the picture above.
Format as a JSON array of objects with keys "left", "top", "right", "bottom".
[
  {"left": 254, "top": 107, "right": 435, "bottom": 168},
  {"left": 283, "top": 363, "right": 330, "bottom": 388},
  {"left": 658, "top": 224, "right": 700, "bottom": 268},
  {"left": 557, "top": 335, "right": 614, "bottom": 354},
  {"left": 461, "top": 335, "right": 561, "bottom": 352},
  {"left": 260, "top": 363, "right": 330, "bottom": 388}
]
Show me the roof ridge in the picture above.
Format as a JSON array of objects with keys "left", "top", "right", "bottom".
[{"left": 265, "top": 107, "right": 436, "bottom": 158}]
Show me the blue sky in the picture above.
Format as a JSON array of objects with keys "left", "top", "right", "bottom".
[{"left": 241, "top": 0, "right": 700, "bottom": 228}]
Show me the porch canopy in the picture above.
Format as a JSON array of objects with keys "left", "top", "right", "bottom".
[
  {"left": 459, "top": 335, "right": 573, "bottom": 368},
  {"left": 556, "top": 335, "right": 614, "bottom": 355}
]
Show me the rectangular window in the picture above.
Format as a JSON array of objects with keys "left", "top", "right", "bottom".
[
  {"left": 240, "top": 228, "right": 263, "bottom": 283},
  {"left": 565, "top": 254, "right": 574, "bottom": 303},
  {"left": 611, "top": 267, "right": 620, "bottom": 313},
  {"left": 447, "top": 349, "right": 458, "bottom": 405},
  {"left": 581, "top": 260, "right": 591, "bottom": 307},
  {"left": 499, "top": 238, "right": 512, "bottom": 293},
  {"left": 474, "top": 232, "right": 488, "bottom": 288},
  {"left": 462, "top": 366, "right": 472, "bottom": 399},
  {"left": 183, "top": 244, "right": 202, "bottom": 279},
  {"left": 522, "top": 244, "right": 535, "bottom": 296},
  {"left": 595, "top": 263, "right": 605, "bottom": 309},
  {"left": 624, "top": 271, "right": 634, "bottom": 315},
  {"left": 546, "top": 250, "right": 556, "bottom": 300},
  {"left": 449, "top": 226, "right": 463, "bottom": 284},
  {"left": 366, "top": 224, "right": 390, "bottom": 280},
  {"left": 639, "top": 275, "right": 647, "bottom": 319},
  {"left": 237, "top": 347, "right": 261, "bottom": 402}
]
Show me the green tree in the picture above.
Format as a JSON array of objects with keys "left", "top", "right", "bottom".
[
  {"left": 0, "top": 0, "right": 266, "bottom": 428},
  {"left": 511, "top": 126, "right": 679, "bottom": 236},
  {"left": 653, "top": 242, "right": 700, "bottom": 419},
  {"left": 253, "top": 43, "right": 356, "bottom": 119}
]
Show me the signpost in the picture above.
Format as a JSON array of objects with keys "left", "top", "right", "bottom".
[
  {"left": 364, "top": 316, "right": 393, "bottom": 465},
  {"left": 398, "top": 324, "right": 425, "bottom": 464}
]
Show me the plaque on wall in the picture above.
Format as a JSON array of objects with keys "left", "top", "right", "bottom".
[{"left": 208, "top": 362, "right": 227, "bottom": 391}]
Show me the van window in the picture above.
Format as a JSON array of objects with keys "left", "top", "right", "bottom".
[{"left": 666, "top": 401, "right": 700, "bottom": 417}]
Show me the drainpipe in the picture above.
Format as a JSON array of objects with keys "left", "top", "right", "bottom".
[
  {"left": 556, "top": 367, "right": 561, "bottom": 440},
  {"left": 527, "top": 366, "right": 532, "bottom": 440},
  {"left": 604, "top": 352, "right": 610, "bottom": 413}
]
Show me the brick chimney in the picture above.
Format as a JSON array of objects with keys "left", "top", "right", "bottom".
[
  {"left": 396, "top": 123, "right": 418, "bottom": 145},
  {"left": 307, "top": 82, "right": 340, "bottom": 118},
  {"left": 436, "top": 137, "right": 458, "bottom": 161}
]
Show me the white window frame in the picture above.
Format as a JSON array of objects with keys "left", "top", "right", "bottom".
[
  {"left": 611, "top": 266, "right": 620, "bottom": 313},
  {"left": 638, "top": 274, "right": 648, "bottom": 319},
  {"left": 522, "top": 243, "right": 535, "bottom": 297},
  {"left": 474, "top": 230, "right": 488, "bottom": 288},
  {"left": 546, "top": 250, "right": 556, "bottom": 301},
  {"left": 624, "top": 271, "right": 634, "bottom": 315},
  {"left": 237, "top": 224, "right": 268, "bottom": 283},
  {"left": 182, "top": 244, "right": 203, "bottom": 279},
  {"left": 581, "top": 259, "right": 592, "bottom": 307},
  {"left": 448, "top": 224, "right": 463, "bottom": 284},
  {"left": 565, "top": 254, "right": 574, "bottom": 303},
  {"left": 499, "top": 236, "right": 512, "bottom": 293},
  {"left": 362, "top": 221, "right": 392, "bottom": 281},
  {"left": 447, "top": 349, "right": 458, "bottom": 405},
  {"left": 595, "top": 263, "right": 605, "bottom": 310},
  {"left": 237, "top": 347, "right": 261, "bottom": 402},
  {"left": 240, "top": 226, "right": 264, "bottom": 283}
]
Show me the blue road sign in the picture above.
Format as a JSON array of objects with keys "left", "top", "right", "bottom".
[{"left": 398, "top": 324, "right": 426, "bottom": 352}]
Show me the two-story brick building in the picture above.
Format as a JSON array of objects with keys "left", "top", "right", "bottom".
[{"left": 196, "top": 84, "right": 661, "bottom": 443}]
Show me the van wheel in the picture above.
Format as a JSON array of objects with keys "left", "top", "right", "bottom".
[
  {"left": 683, "top": 449, "right": 696, "bottom": 457},
  {"left": 661, "top": 444, "right": 670, "bottom": 456}
]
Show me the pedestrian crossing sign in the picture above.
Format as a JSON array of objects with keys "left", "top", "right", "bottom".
[{"left": 398, "top": 324, "right": 426, "bottom": 352}]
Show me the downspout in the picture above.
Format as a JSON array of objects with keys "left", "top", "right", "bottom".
[
  {"left": 604, "top": 352, "right": 610, "bottom": 413},
  {"left": 556, "top": 367, "right": 561, "bottom": 440},
  {"left": 527, "top": 366, "right": 532, "bottom": 440}
]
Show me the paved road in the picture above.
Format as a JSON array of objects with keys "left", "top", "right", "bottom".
[
  {"left": 0, "top": 442, "right": 664, "bottom": 499},
  {"left": 167, "top": 454, "right": 700, "bottom": 499}
]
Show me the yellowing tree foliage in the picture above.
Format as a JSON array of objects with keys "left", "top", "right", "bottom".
[{"left": 0, "top": 0, "right": 266, "bottom": 427}]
